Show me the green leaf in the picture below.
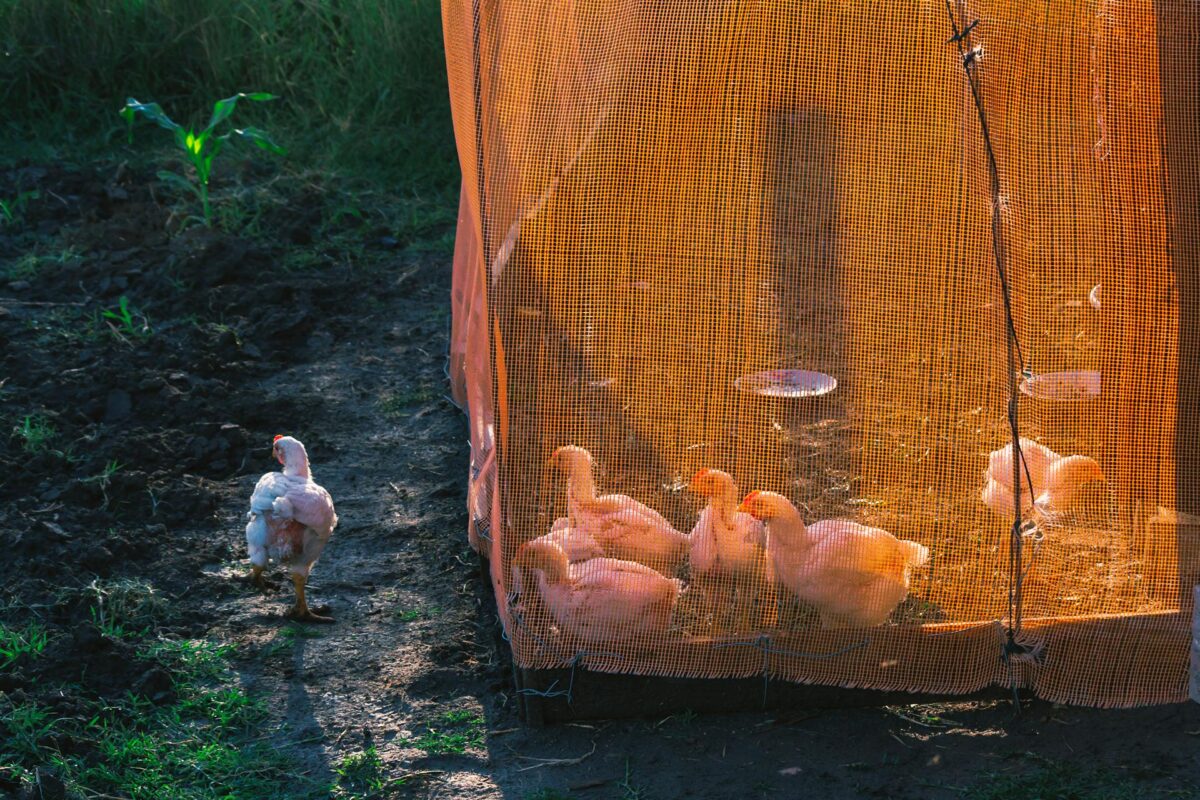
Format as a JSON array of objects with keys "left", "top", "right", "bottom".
[
  {"left": 205, "top": 92, "right": 278, "bottom": 133},
  {"left": 225, "top": 127, "right": 286, "bottom": 156},
  {"left": 155, "top": 170, "right": 202, "bottom": 199},
  {"left": 121, "top": 98, "right": 181, "bottom": 133}
]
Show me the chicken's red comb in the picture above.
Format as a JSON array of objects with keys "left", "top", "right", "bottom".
[
  {"left": 742, "top": 490, "right": 760, "bottom": 503},
  {"left": 692, "top": 468, "right": 711, "bottom": 481},
  {"left": 273, "top": 434, "right": 284, "bottom": 443}
]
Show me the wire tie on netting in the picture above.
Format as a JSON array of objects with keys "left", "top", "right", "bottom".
[
  {"left": 946, "top": 18, "right": 979, "bottom": 43},
  {"left": 516, "top": 654, "right": 581, "bottom": 703},
  {"left": 944, "top": 2, "right": 1039, "bottom": 706}
]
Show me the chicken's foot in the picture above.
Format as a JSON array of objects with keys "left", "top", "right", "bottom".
[
  {"left": 287, "top": 574, "right": 334, "bottom": 623},
  {"left": 249, "top": 565, "right": 279, "bottom": 592}
]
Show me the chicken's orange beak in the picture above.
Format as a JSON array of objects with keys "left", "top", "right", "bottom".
[{"left": 737, "top": 491, "right": 763, "bottom": 518}]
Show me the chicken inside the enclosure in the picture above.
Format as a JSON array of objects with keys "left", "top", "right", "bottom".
[
  {"left": 510, "top": 538, "right": 681, "bottom": 647},
  {"left": 981, "top": 438, "right": 1105, "bottom": 524},
  {"left": 245, "top": 435, "right": 338, "bottom": 622},
  {"left": 739, "top": 491, "right": 929, "bottom": 628},
  {"left": 688, "top": 469, "right": 776, "bottom": 629},
  {"left": 549, "top": 445, "right": 689, "bottom": 576},
  {"left": 527, "top": 517, "right": 605, "bottom": 563}
]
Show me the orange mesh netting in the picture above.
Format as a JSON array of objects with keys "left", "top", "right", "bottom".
[{"left": 443, "top": 0, "right": 1199, "bottom": 707}]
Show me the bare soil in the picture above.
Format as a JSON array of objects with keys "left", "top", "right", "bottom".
[{"left": 1, "top": 160, "right": 1196, "bottom": 799}]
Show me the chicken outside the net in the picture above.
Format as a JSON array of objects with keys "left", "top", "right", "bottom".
[{"left": 245, "top": 435, "right": 338, "bottom": 623}]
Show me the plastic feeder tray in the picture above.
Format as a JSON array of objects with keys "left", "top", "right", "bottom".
[
  {"left": 1019, "top": 371, "right": 1101, "bottom": 402},
  {"left": 735, "top": 369, "right": 837, "bottom": 398}
]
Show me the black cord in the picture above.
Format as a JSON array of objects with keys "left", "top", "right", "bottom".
[{"left": 941, "top": 1, "right": 1036, "bottom": 688}]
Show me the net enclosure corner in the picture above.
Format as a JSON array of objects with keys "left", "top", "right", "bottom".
[{"left": 443, "top": 0, "right": 1200, "bottom": 713}]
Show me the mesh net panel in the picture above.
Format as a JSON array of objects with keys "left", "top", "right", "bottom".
[{"left": 444, "top": 0, "right": 1199, "bottom": 707}]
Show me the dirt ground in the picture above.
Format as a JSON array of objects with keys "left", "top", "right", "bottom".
[{"left": 1, "top": 160, "right": 1197, "bottom": 799}]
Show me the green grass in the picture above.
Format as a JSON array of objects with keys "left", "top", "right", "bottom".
[
  {"left": 1, "top": 245, "right": 81, "bottom": 282},
  {"left": 381, "top": 386, "right": 440, "bottom": 418},
  {"left": 0, "top": 0, "right": 459, "bottom": 198},
  {"left": 0, "top": 188, "right": 37, "bottom": 225},
  {"left": 0, "top": 622, "right": 47, "bottom": 671},
  {"left": 12, "top": 413, "right": 57, "bottom": 454},
  {"left": 84, "top": 577, "right": 169, "bottom": 638},
  {"left": 393, "top": 605, "right": 441, "bottom": 622},
  {"left": 262, "top": 622, "right": 325, "bottom": 657},
  {"left": 332, "top": 746, "right": 388, "bottom": 799},
  {"left": 405, "top": 709, "right": 486, "bottom": 756},
  {"left": 0, "top": 634, "right": 320, "bottom": 799},
  {"left": 962, "top": 755, "right": 1191, "bottom": 800}
]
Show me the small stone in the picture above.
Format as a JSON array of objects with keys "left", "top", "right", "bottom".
[
  {"left": 104, "top": 389, "right": 132, "bottom": 422},
  {"left": 133, "top": 667, "right": 175, "bottom": 704},
  {"left": 7, "top": 280, "right": 30, "bottom": 291}
]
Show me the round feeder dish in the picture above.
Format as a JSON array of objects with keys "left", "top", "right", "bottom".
[
  {"left": 1019, "top": 370, "right": 1101, "bottom": 402},
  {"left": 735, "top": 369, "right": 837, "bottom": 399}
]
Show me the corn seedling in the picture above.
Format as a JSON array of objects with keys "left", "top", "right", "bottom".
[
  {"left": 120, "top": 92, "right": 284, "bottom": 225},
  {"left": 99, "top": 295, "right": 152, "bottom": 339}
]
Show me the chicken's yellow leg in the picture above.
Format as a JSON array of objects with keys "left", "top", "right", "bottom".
[
  {"left": 249, "top": 565, "right": 278, "bottom": 591},
  {"left": 288, "top": 574, "right": 333, "bottom": 623}
]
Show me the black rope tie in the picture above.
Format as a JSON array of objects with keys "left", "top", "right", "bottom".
[{"left": 942, "top": 0, "right": 1042, "bottom": 707}]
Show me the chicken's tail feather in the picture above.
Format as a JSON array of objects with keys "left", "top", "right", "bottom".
[{"left": 899, "top": 540, "right": 930, "bottom": 569}]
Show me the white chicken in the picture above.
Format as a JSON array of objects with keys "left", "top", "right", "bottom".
[
  {"left": 688, "top": 469, "right": 775, "bottom": 628},
  {"left": 245, "top": 435, "right": 338, "bottom": 622},
  {"left": 528, "top": 517, "right": 605, "bottom": 563},
  {"left": 511, "top": 538, "right": 681, "bottom": 647},
  {"left": 981, "top": 438, "right": 1105, "bottom": 523},
  {"left": 549, "top": 445, "right": 689, "bottom": 576},
  {"left": 739, "top": 491, "right": 929, "bottom": 628}
]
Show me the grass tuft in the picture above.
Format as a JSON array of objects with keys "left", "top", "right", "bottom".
[
  {"left": 405, "top": 709, "right": 486, "bottom": 756},
  {"left": 84, "top": 577, "right": 169, "bottom": 638},
  {"left": 12, "top": 413, "right": 57, "bottom": 454},
  {"left": 0, "top": 622, "right": 48, "bottom": 671}
]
